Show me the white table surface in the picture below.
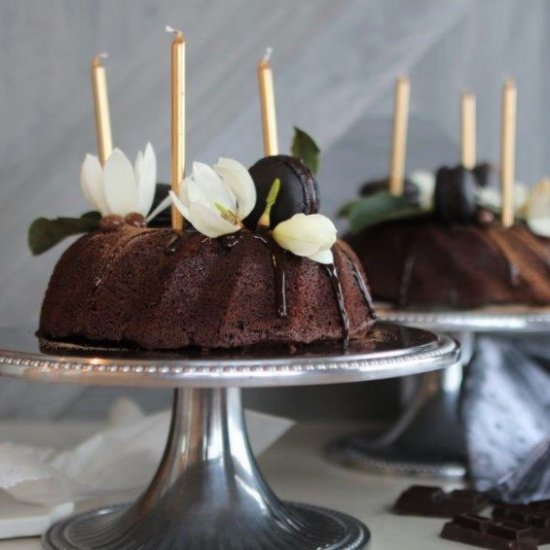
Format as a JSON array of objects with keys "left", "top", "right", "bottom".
[{"left": 0, "top": 421, "right": 547, "bottom": 549}]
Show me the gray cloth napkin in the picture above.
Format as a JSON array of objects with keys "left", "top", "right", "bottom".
[{"left": 463, "top": 336, "right": 550, "bottom": 503}]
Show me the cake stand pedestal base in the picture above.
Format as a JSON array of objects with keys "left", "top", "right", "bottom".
[
  {"left": 327, "top": 307, "right": 550, "bottom": 479},
  {"left": 43, "top": 387, "right": 369, "bottom": 550},
  {"left": 0, "top": 323, "right": 458, "bottom": 548},
  {"left": 326, "top": 362, "right": 467, "bottom": 479}
]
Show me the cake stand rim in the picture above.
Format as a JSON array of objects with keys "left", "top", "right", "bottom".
[
  {"left": 376, "top": 304, "right": 550, "bottom": 333},
  {"left": 0, "top": 322, "right": 459, "bottom": 388}
]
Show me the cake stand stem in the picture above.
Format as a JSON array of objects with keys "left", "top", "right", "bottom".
[
  {"left": 327, "top": 332, "right": 474, "bottom": 479},
  {"left": 44, "top": 387, "right": 369, "bottom": 549}
]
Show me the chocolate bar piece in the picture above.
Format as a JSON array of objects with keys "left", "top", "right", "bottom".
[
  {"left": 441, "top": 514, "right": 538, "bottom": 549},
  {"left": 493, "top": 501, "right": 550, "bottom": 544},
  {"left": 393, "top": 485, "right": 489, "bottom": 517}
]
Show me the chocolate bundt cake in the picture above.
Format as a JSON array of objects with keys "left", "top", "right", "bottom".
[
  {"left": 345, "top": 165, "right": 550, "bottom": 309},
  {"left": 40, "top": 226, "right": 374, "bottom": 349},
  {"left": 39, "top": 155, "right": 375, "bottom": 349},
  {"left": 348, "top": 220, "right": 550, "bottom": 309}
]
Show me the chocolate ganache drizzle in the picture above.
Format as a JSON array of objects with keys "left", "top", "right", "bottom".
[
  {"left": 98, "top": 215, "right": 372, "bottom": 345},
  {"left": 250, "top": 228, "right": 371, "bottom": 345}
]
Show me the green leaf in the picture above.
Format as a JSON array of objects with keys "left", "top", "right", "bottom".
[
  {"left": 337, "top": 200, "right": 360, "bottom": 218},
  {"left": 347, "top": 191, "right": 425, "bottom": 233},
  {"left": 291, "top": 127, "right": 321, "bottom": 175},
  {"left": 28, "top": 211, "right": 101, "bottom": 255}
]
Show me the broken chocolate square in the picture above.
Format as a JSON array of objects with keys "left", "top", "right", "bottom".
[
  {"left": 441, "top": 513, "right": 538, "bottom": 549},
  {"left": 493, "top": 501, "right": 550, "bottom": 545},
  {"left": 393, "top": 485, "right": 489, "bottom": 517}
]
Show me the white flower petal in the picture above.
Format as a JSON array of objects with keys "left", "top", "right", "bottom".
[
  {"left": 192, "top": 162, "right": 236, "bottom": 210},
  {"left": 477, "top": 186, "right": 501, "bottom": 211},
  {"left": 306, "top": 214, "right": 338, "bottom": 240},
  {"left": 103, "top": 149, "right": 140, "bottom": 216},
  {"left": 477, "top": 182, "right": 528, "bottom": 214},
  {"left": 183, "top": 177, "right": 215, "bottom": 210},
  {"left": 172, "top": 187, "right": 239, "bottom": 237},
  {"left": 308, "top": 248, "right": 334, "bottom": 264},
  {"left": 147, "top": 192, "right": 172, "bottom": 223},
  {"left": 214, "top": 158, "right": 256, "bottom": 218},
  {"left": 410, "top": 170, "right": 435, "bottom": 210},
  {"left": 134, "top": 151, "right": 143, "bottom": 183},
  {"left": 80, "top": 154, "right": 110, "bottom": 215},
  {"left": 527, "top": 218, "right": 550, "bottom": 237},
  {"left": 526, "top": 179, "right": 550, "bottom": 237},
  {"left": 137, "top": 143, "right": 157, "bottom": 215},
  {"left": 514, "top": 182, "right": 529, "bottom": 214},
  {"left": 273, "top": 213, "right": 337, "bottom": 259},
  {"left": 186, "top": 202, "right": 240, "bottom": 238},
  {"left": 169, "top": 190, "right": 190, "bottom": 220}
]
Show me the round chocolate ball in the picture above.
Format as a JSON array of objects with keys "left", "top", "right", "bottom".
[
  {"left": 125, "top": 212, "right": 147, "bottom": 227},
  {"left": 359, "top": 178, "right": 418, "bottom": 201},
  {"left": 244, "top": 155, "right": 320, "bottom": 230},
  {"left": 472, "top": 163, "right": 499, "bottom": 188},
  {"left": 99, "top": 214, "right": 125, "bottom": 232},
  {"left": 434, "top": 165, "right": 479, "bottom": 224}
]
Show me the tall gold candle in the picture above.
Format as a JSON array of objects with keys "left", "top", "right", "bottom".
[
  {"left": 91, "top": 53, "right": 113, "bottom": 166},
  {"left": 257, "top": 48, "right": 279, "bottom": 156},
  {"left": 500, "top": 78, "right": 517, "bottom": 228},
  {"left": 461, "top": 91, "right": 476, "bottom": 169},
  {"left": 389, "top": 75, "right": 410, "bottom": 196},
  {"left": 167, "top": 27, "right": 186, "bottom": 231}
]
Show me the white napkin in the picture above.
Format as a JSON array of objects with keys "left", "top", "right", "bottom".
[{"left": 0, "top": 399, "right": 294, "bottom": 539}]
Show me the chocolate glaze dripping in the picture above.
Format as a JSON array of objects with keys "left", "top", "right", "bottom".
[
  {"left": 192, "top": 227, "right": 351, "bottom": 341},
  {"left": 398, "top": 253, "right": 416, "bottom": 308},
  {"left": 475, "top": 229, "right": 522, "bottom": 287},
  {"left": 255, "top": 231, "right": 350, "bottom": 339},
  {"left": 340, "top": 249, "right": 376, "bottom": 319},
  {"left": 323, "top": 263, "right": 350, "bottom": 346},
  {"left": 252, "top": 231, "right": 288, "bottom": 319},
  {"left": 271, "top": 249, "right": 288, "bottom": 318},
  {"left": 165, "top": 231, "right": 187, "bottom": 254},
  {"left": 351, "top": 265, "right": 376, "bottom": 319},
  {"left": 510, "top": 226, "right": 550, "bottom": 273},
  {"left": 94, "top": 230, "right": 153, "bottom": 287}
]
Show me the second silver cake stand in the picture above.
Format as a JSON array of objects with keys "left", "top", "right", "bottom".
[
  {"left": 0, "top": 322, "right": 458, "bottom": 550},
  {"left": 326, "top": 306, "right": 550, "bottom": 479}
]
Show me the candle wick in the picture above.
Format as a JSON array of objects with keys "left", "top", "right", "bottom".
[
  {"left": 92, "top": 52, "right": 109, "bottom": 67},
  {"left": 263, "top": 47, "right": 273, "bottom": 63},
  {"left": 165, "top": 25, "right": 184, "bottom": 39}
]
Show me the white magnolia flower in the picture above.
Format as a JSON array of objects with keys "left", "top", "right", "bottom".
[
  {"left": 170, "top": 158, "right": 256, "bottom": 238},
  {"left": 526, "top": 178, "right": 550, "bottom": 237},
  {"left": 80, "top": 144, "right": 157, "bottom": 217},
  {"left": 409, "top": 170, "right": 435, "bottom": 210},
  {"left": 477, "top": 182, "right": 529, "bottom": 213},
  {"left": 272, "top": 213, "right": 337, "bottom": 264}
]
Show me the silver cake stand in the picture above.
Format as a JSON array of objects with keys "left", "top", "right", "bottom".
[
  {"left": 326, "top": 306, "right": 550, "bottom": 480},
  {"left": 0, "top": 322, "right": 458, "bottom": 550}
]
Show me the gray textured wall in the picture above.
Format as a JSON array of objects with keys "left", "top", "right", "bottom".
[{"left": 0, "top": 0, "right": 547, "bottom": 419}]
